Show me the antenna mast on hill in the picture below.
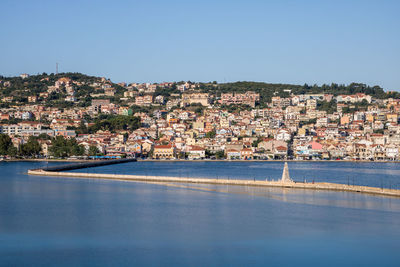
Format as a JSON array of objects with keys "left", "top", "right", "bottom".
[{"left": 56, "top": 63, "right": 58, "bottom": 74}]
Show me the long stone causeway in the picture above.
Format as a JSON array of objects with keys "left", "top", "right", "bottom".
[{"left": 27, "top": 160, "right": 400, "bottom": 198}]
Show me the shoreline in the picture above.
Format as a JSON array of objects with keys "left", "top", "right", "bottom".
[
  {"left": 3, "top": 159, "right": 92, "bottom": 162},
  {"left": 5, "top": 158, "right": 400, "bottom": 163},
  {"left": 137, "top": 159, "right": 400, "bottom": 163}
]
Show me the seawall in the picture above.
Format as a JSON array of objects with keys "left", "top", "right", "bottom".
[
  {"left": 27, "top": 169, "right": 400, "bottom": 198},
  {"left": 33, "top": 158, "right": 137, "bottom": 172}
]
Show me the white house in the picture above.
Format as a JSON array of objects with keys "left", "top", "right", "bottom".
[{"left": 276, "top": 129, "right": 291, "bottom": 141}]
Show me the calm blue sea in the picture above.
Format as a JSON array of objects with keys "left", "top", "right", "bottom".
[{"left": 1, "top": 161, "right": 400, "bottom": 266}]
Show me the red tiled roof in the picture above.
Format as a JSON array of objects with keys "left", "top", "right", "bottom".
[{"left": 155, "top": 145, "right": 173, "bottom": 149}]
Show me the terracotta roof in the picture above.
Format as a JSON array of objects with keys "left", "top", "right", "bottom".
[
  {"left": 154, "top": 145, "right": 173, "bottom": 149},
  {"left": 189, "top": 145, "right": 205, "bottom": 151}
]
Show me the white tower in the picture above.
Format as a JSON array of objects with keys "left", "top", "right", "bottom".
[{"left": 281, "top": 162, "right": 292, "bottom": 183}]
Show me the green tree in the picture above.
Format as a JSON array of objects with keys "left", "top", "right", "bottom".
[
  {"left": 302, "top": 118, "right": 317, "bottom": 125},
  {"left": 20, "top": 136, "right": 41, "bottom": 157},
  {"left": 205, "top": 129, "right": 216, "bottom": 138},
  {"left": 49, "top": 136, "right": 83, "bottom": 158},
  {"left": 76, "top": 121, "right": 89, "bottom": 134},
  {"left": 0, "top": 134, "right": 13, "bottom": 155},
  {"left": 252, "top": 137, "right": 263, "bottom": 147},
  {"left": 38, "top": 133, "right": 51, "bottom": 140},
  {"left": 88, "top": 145, "right": 100, "bottom": 156},
  {"left": 89, "top": 115, "right": 141, "bottom": 133},
  {"left": 317, "top": 100, "right": 337, "bottom": 114},
  {"left": 205, "top": 149, "right": 215, "bottom": 158},
  {"left": 215, "top": 150, "right": 225, "bottom": 159},
  {"left": 194, "top": 106, "right": 204, "bottom": 115},
  {"left": 71, "top": 144, "right": 85, "bottom": 156},
  {"left": 7, "top": 146, "right": 17, "bottom": 157}
]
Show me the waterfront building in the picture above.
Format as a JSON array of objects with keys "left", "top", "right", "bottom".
[
  {"left": 187, "top": 145, "right": 206, "bottom": 160},
  {"left": 153, "top": 145, "right": 175, "bottom": 159}
]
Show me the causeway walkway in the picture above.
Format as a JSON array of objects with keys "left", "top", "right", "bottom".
[
  {"left": 33, "top": 158, "right": 136, "bottom": 172},
  {"left": 28, "top": 168, "right": 400, "bottom": 198}
]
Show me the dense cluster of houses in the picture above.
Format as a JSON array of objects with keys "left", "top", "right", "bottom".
[{"left": 1, "top": 76, "right": 400, "bottom": 161}]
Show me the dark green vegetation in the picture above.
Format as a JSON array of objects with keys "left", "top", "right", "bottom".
[
  {"left": 0, "top": 134, "right": 16, "bottom": 156},
  {"left": 0, "top": 134, "right": 46, "bottom": 157},
  {"left": 220, "top": 104, "right": 253, "bottom": 112},
  {"left": 88, "top": 145, "right": 101, "bottom": 156},
  {"left": 341, "top": 100, "right": 371, "bottom": 113},
  {"left": 0, "top": 72, "right": 122, "bottom": 108},
  {"left": 316, "top": 100, "right": 337, "bottom": 114},
  {"left": 86, "top": 115, "right": 141, "bottom": 133},
  {"left": 0, "top": 133, "right": 88, "bottom": 158},
  {"left": 205, "top": 129, "right": 216, "bottom": 138},
  {"left": 153, "top": 85, "right": 180, "bottom": 103},
  {"left": 19, "top": 136, "right": 41, "bottom": 157},
  {"left": 49, "top": 136, "right": 85, "bottom": 158},
  {"left": 75, "top": 115, "right": 141, "bottom": 134},
  {"left": 199, "top": 81, "right": 394, "bottom": 107}
]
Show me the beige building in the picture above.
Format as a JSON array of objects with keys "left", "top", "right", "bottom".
[
  {"left": 181, "top": 93, "right": 209, "bottom": 107},
  {"left": 220, "top": 91, "right": 260, "bottom": 108},
  {"left": 104, "top": 87, "right": 116, "bottom": 96},
  {"left": 28, "top": 96, "right": 37, "bottom": 103},
  {"left": 135, "top": 95, "right": 153, "bottom": 106},
  {"left": 153, "top": 145, "right": 175, "bottom": 159}
]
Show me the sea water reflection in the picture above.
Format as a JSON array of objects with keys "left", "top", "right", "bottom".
[
  {"left": 139, "top": 181, "right": 400, "bottom": 212},
  {"left": 2, "top": 161, "right": 400, "bottom": 266}
]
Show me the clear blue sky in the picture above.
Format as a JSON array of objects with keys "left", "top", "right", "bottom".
[{"left": 1, "top": 0, "right": 399, "bottom": 90}]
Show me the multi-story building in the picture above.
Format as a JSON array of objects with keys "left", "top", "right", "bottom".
[
  {"left": 271, "top": 97, "right": 291, "bottom": 108},
  {"left": 336, "top": 93, "right": 372, "bottom": 103},
  {"left": 181, "top": 93, "right": 209, "bottom": 107},
  {"left": 135, "top": 95, "right": 153, "bottom": 106},
  {"left": 220, "top": 91, "right": 260, "bottom": 107},
  {"left": 153, "top": 145, "right": 175, "bottom": 159},
  {"left": 105, "top": 87, "right": 116, "bottom": 96},
  {"left": 28, "top": 96, "right": 37, "bottom": 103},
  {"left": 91, "top": 99, "right": 111, "bottom": 113}
]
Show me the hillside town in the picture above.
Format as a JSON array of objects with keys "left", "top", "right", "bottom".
[{"left": 1, "top": 73, "right": 400, "bottom": 161}]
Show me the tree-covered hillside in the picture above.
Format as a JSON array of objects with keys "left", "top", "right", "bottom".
[
  {"left": 0, "top": 72, "right": 118, "bottom": 108},
  {"left": 198, "top": 81, "right": 395, "bottom": 105},
  {"left": 0, "top": 72, "right": 397, "bottom": 109}
]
